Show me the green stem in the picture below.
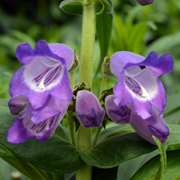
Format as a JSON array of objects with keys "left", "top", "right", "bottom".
[
  {"left": 76, "top": 0, "right": 96, "bottom": 179},
  {"left": 92, "top": 125, "right": 103, "bottom": 147},
  {"left": 68, "top": 118, "right": 76, "bottom": 147},
  {"left": 76, "top": 165, "right": 92, "bottom": 180},
  {"left": 70, "top": 72, "right": 75, "bottom": 86},
  {"left": 78, "top": 2, "right": 96, "bottom": 87},
  {"left": 99, "top": 76, "right": 107, "bottom": 96}
]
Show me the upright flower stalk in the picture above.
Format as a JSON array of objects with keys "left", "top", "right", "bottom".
[{"left": 76, "top": 0, "right": 96, "bottom": 179}]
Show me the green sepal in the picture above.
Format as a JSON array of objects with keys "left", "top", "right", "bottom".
[{"left": 59, "top": 0, "right": 113, "bottom": 15}]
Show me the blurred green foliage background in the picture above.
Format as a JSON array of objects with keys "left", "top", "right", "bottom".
[{"left": 0, "top": 0, "right": 180, "bottom": 179}]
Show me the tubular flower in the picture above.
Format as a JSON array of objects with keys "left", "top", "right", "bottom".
[
  {"left": 76, "top": 90, "right": 105, "bottom": 128},
  {"left": 9, "top": 40, "right": 73, "bottom": 110},
  {"left": 8, "top": 95, "right": 69, "bottom": 143},
  {"left": 7, "top": 40, "right": 74, "bottom": 143},
  {"left": 135, "top": 0, "right": 154, "bottom": 5},
  {"left": 105, "top": 94, "right": 169, "bottom": 144},
  {"left": 110, "top": 51, "right": 174, "bottom": 119}
]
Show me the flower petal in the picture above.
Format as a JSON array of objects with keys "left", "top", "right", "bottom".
[
  {"left": 31, "top": 96, "right": 69, "bottom": 124},
  {"left": 16, "top": 43, "right": 36, "bottom": 65},
  {"left": 26, "top": 90, "right": 49, "bottom": 109},
  {"left": 8, "top": 95, "right": 29, "bottom": 115},
  {"left": 110, "top": 51, "right": 144, "bottom": 79},
  {"left": 113, "top": 71, "right": 132, "bottom": 106},
  {"left": 133, "top": 98, "right": 151, "bottom": 119},
  {"left": 7, "top": 117, "right": 35, "bottom": 144},
  {"left": 105, "top": 94, "right": 131, "bottom": 124},
  {"left": 151, "top": 80, "right": 166, "bottom": 116},
  {"left": 76, "top": 90, "right": 105, "bottom": 128},
  {"left": 50, "top": 68, "right": 73, "bottom": 101},
  {"left": 137, "top": 52, "right": 174, "bottom": 78},
  {"left": 9, "top": 67, "right": 29, "bottom": 98},
  {"left": 34, "top": 40, "right": 65, "bottom": 65},
  {"left": 130, "top": 106, "right": 169, "bottom": 144},
  {"left": 49, "top": 43, "right": 74, "bottom": 70}
]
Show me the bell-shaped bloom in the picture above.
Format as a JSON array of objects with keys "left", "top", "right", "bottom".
[
  {"left": 8, "top": 95, "right": 69, "bottom": 143},
  {"left": 135, "top": 0, "right": 154, "bottom": 5},
  {"left": 9, "top": 40, "right": 73, "bottom": 110},
  {"left": 105, "top": 94, "right": 169, "bottom": 144},
  {"left": 110, "top": 51, "right": 174, "bottom": 119},
  {"left": 130, "top": 106, "right": 169, "bottom": 144},
  {"left": 76, "top": 90, "right": 105, "bottom": 128},
  {"left": 105, "top": 94, "right": 131, "bottom": 124}
]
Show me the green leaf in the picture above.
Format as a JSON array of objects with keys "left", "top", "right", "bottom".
[
  {"left": 60, "top": 0, "right": 83, "bottom": 15},
  {"left": 163, "top": 94, "right": 180, "bottom": 115},
  {"left": 0, "top": 144, "right": 48, "bottom": 180},
  {"left": 59, "top": 0, "right": 113, "bottom": 15},
  {"left": 0, "top": 99, "right": 84, "bottom": 174},
  {"left": 144, "top": 32, "right": 180, "bottom": 56},
  {"left": 98, "top": 124, "right": 135, "bottom": 143},
  {"left": 128, "top": 22, "right": 148, "bottom": 54},
  {"left": 165, "top": 124, "right": 180, "bottom": 146},
  {"left": 95, "top": 12, "right": 112, "bottom": 75},
  {"left": 108, "top": 12, "right": 128, "bottom": 56},
  {"left": 131, "top": 150, "right": 180, "bottom": 180},
  {"left": 79, "top": 133, "right": 157, "bottom": 168},
  {"left": 152, "top": 136, "right": 166, "bottom": 180},
  {"left": 117, "top": 150, "right": 159, "bottom": 180},
  {"left": 96, "top": 0, "right": 113, "bottom": 15},
  {"left": 54, "top": 122, "right": 70, "bottom": 142}
]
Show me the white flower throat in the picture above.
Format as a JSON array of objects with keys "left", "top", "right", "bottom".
[{"left": 124, "top": 66, "right": 150, "bottom": 98}]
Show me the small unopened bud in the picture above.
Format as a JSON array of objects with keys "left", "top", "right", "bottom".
[
  {"left": 76, "top": 90, "right": 105, "bottom": 128},
  {"left": 68, "top": 50, "right": 79, "bottom": 73},
  {"left": 102, "top": 56, "right": 113, "bottom": 77}
]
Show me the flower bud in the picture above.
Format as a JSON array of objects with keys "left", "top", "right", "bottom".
[
  {"left": 76, "top": 90, "right": 105, "bottom": 128},
  {"left": 102, "top": 56, "right": 113, "bottom": 77}
]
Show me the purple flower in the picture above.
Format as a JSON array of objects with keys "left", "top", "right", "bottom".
[
  {"left": 135, "top": 0, "right": 154, "bottom": 5},
  {"left": 7, "top": 40, "right": 74, "bottom": 143},
  {"left": 9, "top": 40, "right": 73, "bottom": 110},
  {"left": 105, "top": 94, "right": 169, "bottom": 144},
  {"left": 8, "top": 95, "right": 69, "bottom": 143},
  {"left": 76, "top": 90, "right": 105, "bottom": 128},
  {"left": 110, "top": 51, "right": 174, "bottom": 119}
]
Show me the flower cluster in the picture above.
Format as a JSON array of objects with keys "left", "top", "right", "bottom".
[
  {"left": 8, "top": 39, "right": 173, "bottom": 145},
  {"left": 8, "top": 40, "right": 74, "bottom": 143}
]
